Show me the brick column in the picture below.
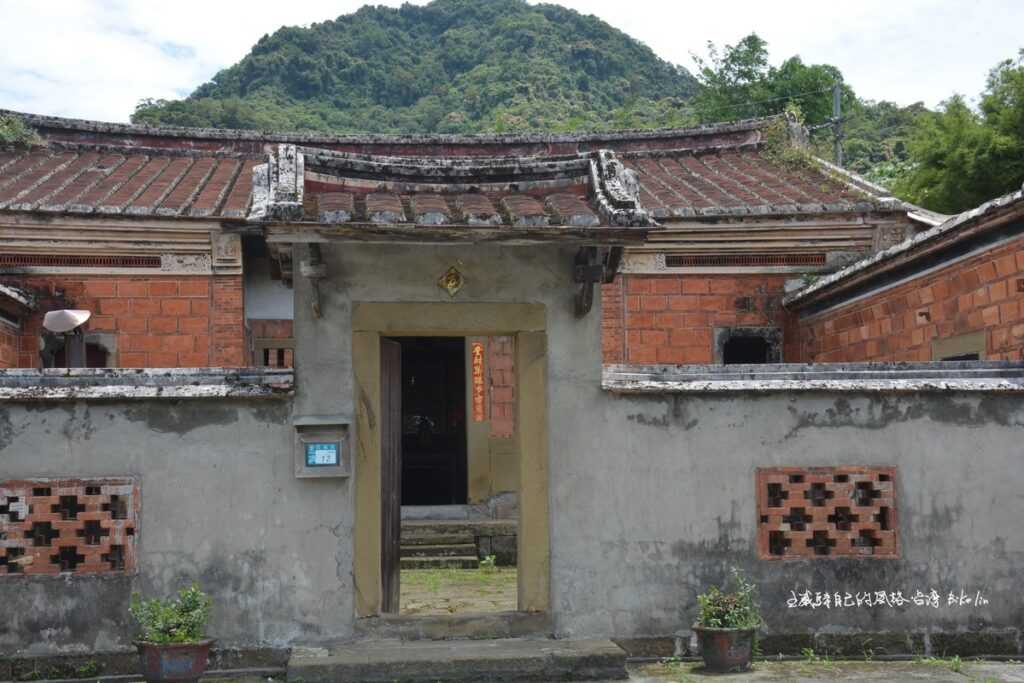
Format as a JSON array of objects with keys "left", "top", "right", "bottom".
[
  {"left": 601, "top": 277, "right": 625, "bottom": 363},
  {"left": 211, "top": 275, "right": 245, "bottom": 367}
]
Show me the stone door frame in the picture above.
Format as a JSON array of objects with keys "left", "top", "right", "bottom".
[{"left": 351, "top": 302, "right": 550, "bottom": 618}]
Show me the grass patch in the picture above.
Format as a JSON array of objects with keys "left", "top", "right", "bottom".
[{"left": 400, "top": 567, "right": 517, "bottom": 615}]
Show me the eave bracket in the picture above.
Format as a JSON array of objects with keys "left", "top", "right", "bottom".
[{"left": 573, "top": 246, "right": 622, "bottom": 317}]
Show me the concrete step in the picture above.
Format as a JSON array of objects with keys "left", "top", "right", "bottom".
[
  {"left": 400, "top": 532, "right": 477, "bottom": 546},
  {"left": 287, "top": 637, "right": 628, "bottom": 682},
  {"left": 401, "top": 543, "right": 478, "bottom": 558},
  {"left": 354, "top": 610, "right": 550, "bottom": 641},
  {"left": 400, "top": 555, "right": 480, "bottom": 570}
]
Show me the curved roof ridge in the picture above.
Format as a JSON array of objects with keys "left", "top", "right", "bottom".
[{"left": 1, "top": 108, "right": 779, "bottom": 146}]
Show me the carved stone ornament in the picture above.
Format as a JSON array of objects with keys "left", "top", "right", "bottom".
[{"left": 438, "top": 266, "right": 464, "bottom": 297}]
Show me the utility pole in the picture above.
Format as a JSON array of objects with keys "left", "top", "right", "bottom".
[{"left": 832, "top": 82, "right": 844, "bottom": 167}]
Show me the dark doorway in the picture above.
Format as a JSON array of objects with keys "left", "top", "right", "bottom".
[
  {"left": 723, "top": 336, "right": 771, "bottom": 364},
  {"left": 393, "top": 337, "right": 467, "bottom": 506}
]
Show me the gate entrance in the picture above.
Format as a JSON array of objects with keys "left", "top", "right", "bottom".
[{"left": 352, "top": 303, "right": 550, "bottom": 620}]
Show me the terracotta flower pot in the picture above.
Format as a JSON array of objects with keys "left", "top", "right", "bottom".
[
  {"left": 693, "top": 625, "right": 755, "bottom": 673},
  {"left": 136, "top": 639, "right": 215, "bottom": 683}
]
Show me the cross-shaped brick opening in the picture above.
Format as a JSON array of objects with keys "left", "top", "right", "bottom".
[
  {"left": 874, "top": 507, "right": 891, "bottom": 531},
  {"left": 51, "top": 546, "right": 85, "bottom": 572},
  {"left": 852, "top": 529, "right": 881, "bottom": 551},
  {"left": 766, "top": 483, "right": 788, "bottom": 507},
  {"left": 26, "top": 521, "right": 60, "bottom": 547},
  {"left": 102, "top": 495, "right": 128, "bottom": 520},
  {"left": 827, "top": 507, "right": 859, "bottom": 531},
  {"left": 102, "top": 545, "right": 125, "bottom": 571},
  {"left": 0, "top": 496, "right": 19, "bottom": 522},
  {"left": 77, "top": 520, "right": 110, "bottom": 546},
  {"left": 782, "top": 507, "right": 812, "bottom": 531},
  {"left": 855, "top": 481, "right": 882, "bottom": 507},
  {"left": 804, "top": 483, "right": 835, "bottom": 507},
  {"left": 768, "top": 531, "right": 791, "bottom": 556},
  {"left": 1, "top": 548, "right": 25, "bottom": 574},
  {"left": 806, "top": 530, "right": 836, "bottom": 556},
  {"left": 52, "top": 495, "right": 86, "bottom": 520}
]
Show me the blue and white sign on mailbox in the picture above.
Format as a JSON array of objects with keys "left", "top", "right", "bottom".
[
  {"left": 293, "top": 417, "right": 350, "bottom": 479},
  {"left": 305, "top": 442, "right": 340, "bottom": 467}
]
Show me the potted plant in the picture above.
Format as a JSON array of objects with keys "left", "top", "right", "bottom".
[
  {"left": 130, "top": 583, "right": 214, "bottom": 683},
  {"left": 693, "top": 568, "right": 763, "bottom": 673}
]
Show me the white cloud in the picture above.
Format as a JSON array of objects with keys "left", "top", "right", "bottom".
[{"left": 0, "top": 0, "right": 1021, "bottom": 123}]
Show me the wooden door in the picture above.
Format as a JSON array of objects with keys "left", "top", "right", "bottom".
[{"left": 380, "top": 338, "right": 402, "bottom": 614}]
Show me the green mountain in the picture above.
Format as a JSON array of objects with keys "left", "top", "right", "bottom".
[{"left": 132, "top": 0, "right": 698, "bottom": 134}]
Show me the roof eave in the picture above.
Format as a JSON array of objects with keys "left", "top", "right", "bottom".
[{"left": 784, "top": 188, "right": 1024, "bottom": 310}]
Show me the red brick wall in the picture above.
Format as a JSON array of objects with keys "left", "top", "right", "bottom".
[
  {"left": 487, "top": 335, "right": 515, "bottom": 439},
  {"left": 248, "top": 319, "right": 294, "bottom": 367},
  {"left": 797, "top": 237, "right": 1024, "bottom": 362},
  {"left": 0, "top": 322, "right": 17, "bottom": 368},
  {"left": 4, "top": 274, "right": 244, "bottom": 368},
  {"left": 605, "top": 274, "right": 793, "bottom": 364}
]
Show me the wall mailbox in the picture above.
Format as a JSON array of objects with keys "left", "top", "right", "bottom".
[{"left": 293, "top": 416, "right": 351, "bottom": 478}]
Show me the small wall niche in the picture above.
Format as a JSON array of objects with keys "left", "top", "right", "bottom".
[
  {"left": 714, "top": 326, "right": 782, "bottom": 365},
  {"left": 293, "top": 416, "right": 351, "bottom": 479}
]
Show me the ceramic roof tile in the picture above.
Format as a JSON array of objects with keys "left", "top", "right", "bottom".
[
  {"left": 317, "top": 192, "right": 354, "bottom": 223},
  {"left": 0, "top": 152, "right": 77, "bottom": 207},
  {"left": 365, "top": 192, "right": 406, "bottom": 223},
  {"left": 546, "top": 193, "right": 599, "bottom": 227},
  {"left": 456, "top": 194, "right": 501, "bottom": 225},
  {"left": 157, "top": 156, "right": 217, "bottom": 216},
  {"left": 501, "top": 194, "right": 549, "bottom": 227},
  {"left": 188, "top": 158, "right": 240, "bottom": 217},
  {"left": 4, "top": 151, "right": 100, "bottom": 210},
  {"left": 409, "top": 194, "right": 451, "bottom": 225}
]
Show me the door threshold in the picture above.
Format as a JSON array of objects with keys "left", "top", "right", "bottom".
[{"left": 355, "top": 611, "right": 551, "bottom": 641}]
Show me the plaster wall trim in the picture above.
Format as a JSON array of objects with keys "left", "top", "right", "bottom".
[
  {"left": 0, "top": 367, "right": 293, "bottom": 400},
  {"left": 602, "top": 361, "right": 1024, "bottom": 394}
]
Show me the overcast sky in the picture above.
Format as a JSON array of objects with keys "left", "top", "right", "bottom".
[{"left": 1, "top": 0, "right": 1021, "bottom": 123}]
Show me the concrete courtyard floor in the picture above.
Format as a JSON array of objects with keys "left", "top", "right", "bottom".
[
  {"left": 625, "top": 658, "right": 1024, "bottom": 682},
  {"left": 196, "top": 658, "right": 1024, "bottom": 682}
]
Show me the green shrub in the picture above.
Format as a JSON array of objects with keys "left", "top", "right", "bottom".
[
  {"left": 129, "top": 583, "right": 212, "bottom": 644},
  {"left": 0, "top": 115, "right": 42, "bottom": 146},
  {"left": 696, "top": 567, "right": 763, "bottom": 630}
]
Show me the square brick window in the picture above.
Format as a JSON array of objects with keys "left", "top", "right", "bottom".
[
  {"left": 0, "top": 479, "right": 137, "bottom": 576},
  {"left": 756, "top": 467, "right": 897, "bottom": 560}
]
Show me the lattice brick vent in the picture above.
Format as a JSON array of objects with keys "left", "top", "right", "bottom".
[
  {"left": 756, "top": 467, "right": 897, "bottom": 560},
  {"left": 0, "top": 479, "right": 137, "bottom": 576}
]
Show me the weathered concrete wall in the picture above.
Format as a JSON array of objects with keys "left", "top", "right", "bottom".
[
  {"left": 3, "top": 241, "right": 1023, "bottom": 656},
  {"left": 551, "top": 386, "right": 1024, "bottom": 650},
  {"left": 0, "top": 396, "right": 355, "bottom": 655}
]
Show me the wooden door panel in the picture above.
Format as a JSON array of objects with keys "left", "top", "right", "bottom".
[{"left": 380, "top": 338, "right": 402, "bottom": 614}]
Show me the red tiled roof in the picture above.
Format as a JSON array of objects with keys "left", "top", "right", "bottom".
[
  {"left": 623, "top": 148, "right": 880, "bottom": 218},
  {"left": 0, "top": 147, "right": 255, "bottom": 219},
  {"left": 0, "top": 112, "right": 910, "bottom": 227}
]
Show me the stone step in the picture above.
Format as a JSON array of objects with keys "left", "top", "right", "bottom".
[
  {"left": 400, "top": 555, "right": 480, "bottom": 570},
  {"left": 287, "top": 637, "right": 628, "bottom": 682},
  {"left": 400, "top": 532, "right": 477, "bottom": 546},
  {"left": 354, "top": 610, "right": 551, "bottom": 641},
  {"left": 401, "top": 543, "right": 478, "bottom": 558}
]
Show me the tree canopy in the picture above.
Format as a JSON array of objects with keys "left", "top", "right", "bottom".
[
  {"left": 132, "top": 0, "right": 697, "bottom": 134},
  {"left": 895, "top": 51, "right": 1024, "bottom": 213}
]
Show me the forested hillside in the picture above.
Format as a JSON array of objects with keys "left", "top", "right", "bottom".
[
  {"left": 130, "top": 0, "right": 1024, "bottom": 213},
  {"left": 132, "top": 0, "right": 697, "bottom": 134}
]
